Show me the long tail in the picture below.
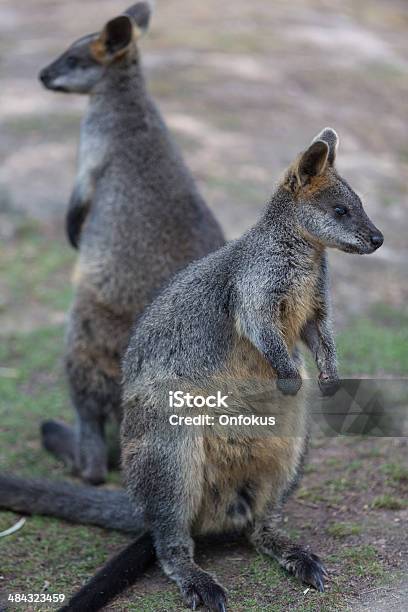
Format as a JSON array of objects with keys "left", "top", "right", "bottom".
[
  {"left": 60, "top": 533, "right": 155, "bottom": 612},
  {"left": 0, "top": 473, "right": 141, "bottom": 532}
]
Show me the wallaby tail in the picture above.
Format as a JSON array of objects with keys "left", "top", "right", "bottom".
[
  {"left": 60, "top": 533, "right": 155, "bottom": 612},
  {"left": 0, "top": 473, "right": 141, "bottom": 533}
]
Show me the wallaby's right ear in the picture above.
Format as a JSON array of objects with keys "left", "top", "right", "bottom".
[
  {"left": 91, "top": 15, "right": 133, "bottom": 63},
  {"left": 295, "top": 140, "right": 330, "bottom": 187},
  {"left": 124, "top": 2, "right": 153, "bottom": 32}
]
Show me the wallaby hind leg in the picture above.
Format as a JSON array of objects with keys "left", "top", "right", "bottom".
[
  {"left": 42, "top": 289, "right": 130, "bottom": 484},
  {"left": 250, "top": 507, "right": 327, "bottom": 592},
  {"left": 155, "top": 529, "right": 227, "bottom": 612},
  {"left": 122, "top": 431, "right": 227, "bottom": 611},
  {"left": 66, "top": 357, "right": 121, "bottom": 485},
  {"left": 41, "top": 416, "right": 121, "bottom": 473}
]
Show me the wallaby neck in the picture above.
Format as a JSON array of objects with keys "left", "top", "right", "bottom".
[
  {"left": 89, "top": 57, "right": 151, "bottom": 119},
  {"left": 257, "top": 185, "right": 325, "bottom": 257}
]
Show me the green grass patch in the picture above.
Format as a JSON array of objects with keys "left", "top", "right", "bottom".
[
  {"left": 0, "top": 325, "right": 70, "bottom": 476},
  {"left": 0, "top": 511, "right": 128, "bottom": 597},
  {"left": 340, "top": 545, "right": 384, "bottom": 577},
  {"left": 0, "top": 222, "right": 74, "bottom": 313},
  {"left": 327, "top": 522, "right": 362, "bottom": 539},
  {"left": 337, "top": 304, "right": 408, "bottom": 376},
  {"left": 380, "top": 463, "right": 408, "bottom": 484},
  {"left": 372, "top": 494, "right": 407, "bottom": 510}
]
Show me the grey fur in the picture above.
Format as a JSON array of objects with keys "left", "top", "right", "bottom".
[{"left": 38, "top": 3, "right": 224, "bottom": 484}]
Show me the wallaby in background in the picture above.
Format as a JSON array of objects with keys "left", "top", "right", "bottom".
[
  {"left": 0, "top": 129, "right": 383, "bottom": 611},
  {"left": 37, "top": 2, "right": 224, "bottom": 484}
]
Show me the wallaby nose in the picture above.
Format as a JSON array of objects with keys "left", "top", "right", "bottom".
[
  {"left": 39, "top": 69, "right": 50, "bottom": 85},
  {"left": 370, "top": 233, "right": 384, "bottom": 249}
]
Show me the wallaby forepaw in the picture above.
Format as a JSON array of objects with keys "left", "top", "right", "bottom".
[
  {"left": 318, "top": 373, "right": 340, "bottom": 397},
  {"left": 277, "top": 374, "right": 302, "bottom": 396},
  {"left": 181, "top": 572, "right": 227, "bottom": 611},
  {"left": 284, "top": 548, "right": 327, "bottom": 592}
]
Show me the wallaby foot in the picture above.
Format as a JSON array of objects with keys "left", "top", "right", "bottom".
[
  {"left": 156, "top": 534, "right": 227, "bottom": 611},
  {"left": 279, "top": 546, "right": 327, "bottom": 592},
  {"left": 76, "top": 419, "right": 108, "bottom": 485},
  {"left": 251, "top": 518, "right": 327, "bottom": 592},
  {"left": 180, "top": 569, "right": 227, "bottom": 611},
  {"left": 41, "top": 420, "right": 76, "bottom": 468},
  {"left": 41, "top": 419, "right": 108, "bottom": 484}
]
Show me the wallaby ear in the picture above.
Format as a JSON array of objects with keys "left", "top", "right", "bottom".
[
  {"left": 124, "top": 1, "right": 153, "bottom": 33},
  {"left": 91, "top": 15, "right": 133, "bottom": 62},
  {"left": 296, "top": 140, "right": 330, "bottom": 186},
  {"left": 312, "top": 127, "right": 339, "bottom": 165}
]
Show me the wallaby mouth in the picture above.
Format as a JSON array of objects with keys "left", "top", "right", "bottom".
[
  {"left": 341, "top": 231, "right": 384, "bottom": 255},
  {"left": 38, "top": 69, "right": 67, "bottom": 92}
]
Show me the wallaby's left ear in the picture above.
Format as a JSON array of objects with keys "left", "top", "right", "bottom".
[
  {"left": 91, "top": 15, "right": 133, "bottom": 62},
  {"left": 312, "top": 127, "right": 339, "bottom": 165},
  {"left": 125, "top": 1, "right": 153, "bottom": 33},
  {"left": 296, "top": 140, "right": 330, "bottom": 186}
]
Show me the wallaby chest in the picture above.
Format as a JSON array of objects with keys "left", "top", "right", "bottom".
[{"left": 277, "top": 257, "right": 321, "bottom": 349}]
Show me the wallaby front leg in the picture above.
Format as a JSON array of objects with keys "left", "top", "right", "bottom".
[
  {"left": 250, "top": 507, "right": 327, "bottom": 592},
  {"left": 301, "top": 253, "right": 340, "bottom": 396},
  {"left": 301, "top": 317, "right": 340, "bottom": 396},
  {"left": 257, "top": 326, "right": 302, "bottom": 395},
  {"left": 66, "top": 181, "right": 93, "bottom": 249}
]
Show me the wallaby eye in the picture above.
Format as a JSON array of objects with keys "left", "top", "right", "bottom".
[
  {"left": 334, "top": 206, "right": 348, "bottom": 216},
  {"left": 66, "top": 56, "right": 78, "bottom": 69}
]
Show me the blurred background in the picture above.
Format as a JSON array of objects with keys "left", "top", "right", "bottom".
[{"left": 0, "top": 1, "right": 407, "bottom": 610}]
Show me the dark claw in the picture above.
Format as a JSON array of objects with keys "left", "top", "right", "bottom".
[
  {"left": 310, "top": 553, "right": 328, "bottom": 577},
  {"left": 318, "top": 374, "right": 341, "bottom": 397},
  {"left": 182, "top": 575, "right": 227, "bottom": 612},
  {"left": 286, "top": 548, "right": 327, "bottom": 592},
  {"left": 309, "top": 571, "right": 325, "bottom": 593}
]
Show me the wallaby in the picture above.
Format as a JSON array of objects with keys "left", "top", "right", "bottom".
[
  {"left": 0, "top": 129, "right": 383, "bottom": 611},
  {"left": 37, "top": 2, "right": 224, "bottom": 484}
]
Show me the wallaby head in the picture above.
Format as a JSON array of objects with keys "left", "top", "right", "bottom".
[
  {"left": 38, "top": 2, "right": 152, "bottom": 93},
  {"left": 283, "top": 128, "right": 383, "bottom": 254}
]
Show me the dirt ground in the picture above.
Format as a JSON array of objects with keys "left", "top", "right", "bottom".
[{"left": 0, "top": 0, "right": 407, "bottom": 611}]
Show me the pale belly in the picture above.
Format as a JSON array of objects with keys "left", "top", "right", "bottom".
[{"left": 193, "top": 335, "right": 309, "bottom": 535}]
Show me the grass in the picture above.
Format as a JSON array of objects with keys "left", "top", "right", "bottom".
[
  {"left": 338, "top": 545, "right": 385, "bottom": 579},
  {"left": 327, "top": 522, "right": 362, "bottom": 539},
  {"left": 337, "top": 304, "right": 408, "bottom": 376},
  {"left": 0, "top": 511, "right": 128, "bottom": 597},
  {"left": 0, "top": 221, "right": 74, "bottom": 312},
  {"left": 380, "top": 463, "right": 408, "bottom": 484},
  {"left": 371, "top": 495, "right": 407, "bottom": 510}
]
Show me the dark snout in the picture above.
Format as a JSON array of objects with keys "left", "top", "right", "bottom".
[
  {"left": 39, "top": 67, "right": 53, "bottom": 89},
  {"left": 370, "top": 231, "right": 384, "bottom": 249},
  {"left": 38, "top": 66, "right": 66, "bottom": 91}
]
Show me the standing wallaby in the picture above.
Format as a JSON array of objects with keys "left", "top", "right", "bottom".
[
  {"left": 37, "top": 2, "right": 224, "bottom": 484},
  {"left": 0, "top": 129, "right": 383, "bottom": 611}
]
